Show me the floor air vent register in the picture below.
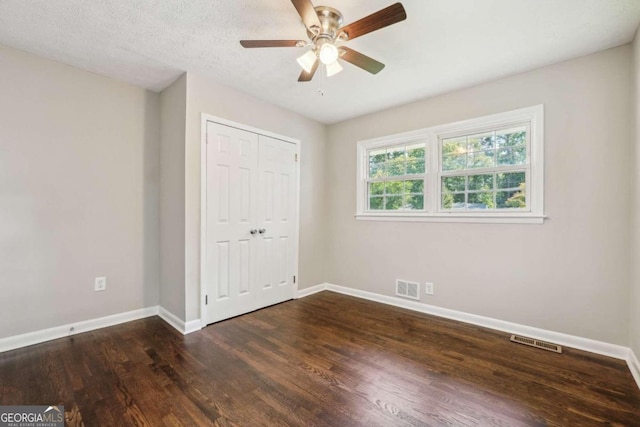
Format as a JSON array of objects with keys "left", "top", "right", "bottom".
[{"left": 510, "top": 335, "right": 563, "bottom": 353}]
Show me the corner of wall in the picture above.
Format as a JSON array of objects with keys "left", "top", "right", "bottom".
[
  {"left": 143, "top": 90, "right": 162, "bottom": 308},
  {"left": 630, "top": 27, "right": 640, "bottom": 359},
  {"left": 159, "top": 73, "right": 188, "bottom": 320}
]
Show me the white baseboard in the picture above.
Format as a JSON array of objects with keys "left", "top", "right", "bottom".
[
  {"left": 185, "top": 319, "right": 202, "bottom": 334},
  {"left": 628, "top": 349, "right": 640, "bottom": 391},
  {"left": 158, "top": 306, "right": 201, "bottom": 335},
  {"left": 0, "top": 305, "right": 202, "bottom": 354},
  {"left": 299, "top": 283, "right": 630, "bottom": 360},
  {"left": 0, "top": 306, "right": 158, "bottom": 354},
  {"left": 296, "top": 283, "right": 328, "bottom": 298}
]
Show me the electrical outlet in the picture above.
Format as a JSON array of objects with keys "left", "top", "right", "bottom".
[
  {"left": 425, "top": 282, "right": 434, "bottom": 295},
  {"left": 95, "top": 276, "right": 107, "bottom": 292}
]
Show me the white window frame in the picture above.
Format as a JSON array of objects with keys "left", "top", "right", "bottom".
[{"left": 356, "top": 105, "right": 545, "bottom": 224}]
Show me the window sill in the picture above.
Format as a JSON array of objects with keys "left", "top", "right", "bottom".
[{"left": 354, "top": 213, "right": 546, "bottom": 224}]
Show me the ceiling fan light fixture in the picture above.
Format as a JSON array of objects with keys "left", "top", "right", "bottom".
[
  {"left": 318, "top": 43, "right": 339, "bottom": 65},
  {"left": 240, "top": 1, "right": 407, "bottom": 82},
  {"left": 296, "top": 49, "right": 317, "bottom": 73},
  {"left": 325, "top": 60, "right": 343, "bottom": 77}
]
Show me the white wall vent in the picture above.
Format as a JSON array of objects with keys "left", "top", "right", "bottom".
[
  {"left": 396, "top": 279, "right": 420, "bottom": 300},
  {"left": 510, "top": 335, "right": 562, "bottom": 353}
]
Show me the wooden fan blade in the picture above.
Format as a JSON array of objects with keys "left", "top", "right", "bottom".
[
  {"left": 291, "top": 0, "right": 321, "bottom": 32},
  {"left": 240, "top": 40, "right": 302, "bottom": 48},
  {"left": 340, "top": 47, "right": 385, "bottom": 74},
  {"left": 298, "top": 59, "right": 319, "bottom": 82},
  {"left": 339, "top": 2, "right": 406, "bottom": 41}
]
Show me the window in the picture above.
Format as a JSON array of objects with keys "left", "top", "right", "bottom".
[
  {"left": 356, "top": 105, "right": 544, "bottom": 224},
  {"left": 440, "top": 125, "right": 528, "bottom": 211},
  {"left": 367, "top": 143, "right": 426, "bottom": 211}
]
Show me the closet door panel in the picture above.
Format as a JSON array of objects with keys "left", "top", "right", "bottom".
[
  {"left": 205, "top": 122, "right": 259, "bottom": 324},
  {"left": 255, "top": 135, "right": 298, "bottom": 308}
]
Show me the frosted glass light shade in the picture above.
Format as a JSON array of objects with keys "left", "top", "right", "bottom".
[
  {"left": 296, "top": 50, "right": 317, "bottom": 73},
  {"left": 319, "top": 43, "right": 339, "bottom": 65},
  {"left": 319, "top": 43, "right": 338, "bottom": 65},
  {"left": 326, "top": 60, "right": 343, "bottom": 77}
]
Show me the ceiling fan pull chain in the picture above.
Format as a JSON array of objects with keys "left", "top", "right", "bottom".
[
  {"left": 316, "top": 69, "right": 324, "bottom": 96},
  {"left": 317, "top": 63, "right": 327, "bottom": 96}
]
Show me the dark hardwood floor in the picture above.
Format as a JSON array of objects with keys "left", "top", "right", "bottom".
[{"left": 1, "top": 291, "right": 639, "bottom": 426}]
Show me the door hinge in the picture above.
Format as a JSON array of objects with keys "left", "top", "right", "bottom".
[
  {"left": 205, "top": 295, "right": 208, "bottom": 305},
  {"left": 293, "top": 275, "right": 296, "bottom": 284},
  {"left": 295, "top": 153, "right": 298, "bottom": 162}
]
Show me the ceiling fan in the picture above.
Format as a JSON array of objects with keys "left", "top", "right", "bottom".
[{"left": 240, "top": 1, "right": 407, "bottom": 82}]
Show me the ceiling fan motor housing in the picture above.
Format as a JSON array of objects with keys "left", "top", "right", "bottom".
[{"left": 307, "top": 6, "right": 344, "bottom": 42}]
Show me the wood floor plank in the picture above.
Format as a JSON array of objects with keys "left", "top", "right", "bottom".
[{"left": 1, "top": 291, "right": 639, "bottom": 426}]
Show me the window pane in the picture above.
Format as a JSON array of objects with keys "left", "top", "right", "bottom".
[
  {"left": 497, "top": 188, "right": 526, "bottom": 209},
  {"left": 496, "top": 127, "right": 526, "bottom": 147},
  {"left": 369, "top": 196, "right": 384, "bottom": 210},
  {"left": 405, "top": 194, "right": 424, "bottom": 210},
  {"left": 387, "top": 146, "right": 405, "bottom": 161},
  {"left": 384, "top": 146, "right": 406, "bottom": 177},
  {"left": 467, "top": 131, "right": 495, "bottom": 151},
  {"left": 385, "top": 180, "right": 404, "bottom": 195},
  {"left": 442, "top": 137, "right": 467, "bottom": 155},
  {"left": 442, "top": 176, "right": 465, "bottom": 192},
  {"left": 369, "top": 149, "right": 386, "bottom": 163},
  {"left": 442, "top": 153, "right": 466, "bottom": 171},
  {"left": 467, "top": 150, "right": 495, "bottom": 169},
  {"left": 370, "top": 163, "right": 386, "bottom": 178},
  {"left": 442, "top": 192, "right": 465, "bottom": 209},
  {"left": 406, "top": 158, "right": 425, "bottom": 174},
  {"left": 468, "top": 192, "right": 495, "bottom": 209},
  {"left": 497, "top": 146, "right": 526, "bottom": 165},
  {"left": 497, "top": 172, "right": 525, "bottom": 189},
  {"left": 405, "top": 179, "right": 424, "bottom": 194},
  {"left": 385, "top": 195, "right": 403, "bottom": 210},
  {"left": 369, "top": 149, "right": 387, "bottom": 178},
  {"left": 468, "top": 174, "right": 493, "bottom": 191},
  {"left": 407, "top": 144, "right": 425, "bottom": 161},
  {"left": 369, "top": 182, "right": 384, "bottom": 196},
  {"left": 386, "top": 160, "right": 405, "bottom": 176}
]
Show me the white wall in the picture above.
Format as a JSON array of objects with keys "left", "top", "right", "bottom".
[
  {"left": 183, "top": 74, "right": 327, "bottom": 322},
  {"left": 0, "top": 45, "right": 160, "bottom": 338},
  {"left": 159, "top": 74, "right": 187, "bottom": 318},
  {"left": 2, "top": 35, "right": 636, "bottom": 352},
  {"left": 631, "top": 30, "right": 640, "bottom": 357},
  {"left": 325, "top": 45, "right": 633, "bottom": 345}
]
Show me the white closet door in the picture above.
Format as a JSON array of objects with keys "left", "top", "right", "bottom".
[
  {"left": 205, "top": 123, "right": 298, "bottom": 325},
  {"left": 205, "top": 122, "right": 259, "bottom": 324},
  {"left": 255, "top": 135, "right": 298, "bottom": 308}
]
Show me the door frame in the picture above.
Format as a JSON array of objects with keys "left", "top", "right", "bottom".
[{"left": 200, "top": 113, "right": 301, "bottom": 328}]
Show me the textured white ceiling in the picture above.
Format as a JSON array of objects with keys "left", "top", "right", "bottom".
[{"left": 0, "top": 0, "right": 639, "bottom": 124}]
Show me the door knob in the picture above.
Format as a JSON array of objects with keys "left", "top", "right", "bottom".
[
  {"left": 258, "top": 228, "right": 266, "bottom": 234},
  {"left": 250, "top": 229, "right": 258, "bottom": 235}
]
